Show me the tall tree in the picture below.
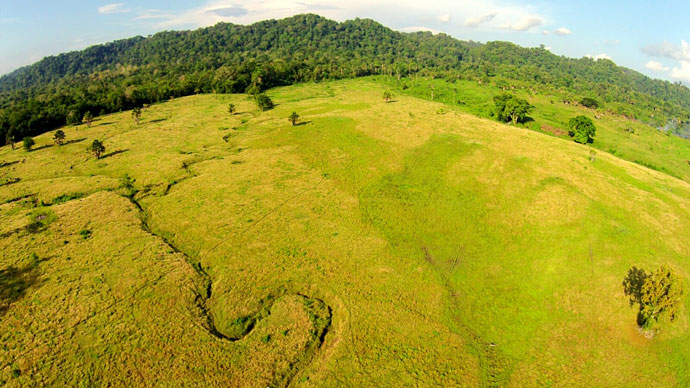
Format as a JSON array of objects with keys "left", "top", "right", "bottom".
[
  {"left": 132, "top": 107, "right": 142, "bottom": 125},
  {"left": 89, "top": 139, "right": 105, "bottom": 159},
  {"left": 53, "top": 130, "right": 66, "bottom": 145}
]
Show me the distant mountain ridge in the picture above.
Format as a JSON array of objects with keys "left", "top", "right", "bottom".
[{"left": 1, "top": 14, "right": 689, "bottom": 142}]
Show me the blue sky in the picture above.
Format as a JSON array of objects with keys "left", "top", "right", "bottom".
[{"left": 1, "top": 0, "right": 690, "bottom": 84}]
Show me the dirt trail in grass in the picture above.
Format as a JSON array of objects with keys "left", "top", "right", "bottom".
[
  {"left": 422, "top": 247, "right": 511, "bottom": 387},
  {"left": 127, "top": 193, "right": 333, "bottom": 386}
]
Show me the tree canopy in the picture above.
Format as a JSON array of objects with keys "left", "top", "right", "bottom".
[
  {"left": 568, "top": 115, "right": 596, "bottom": 144},
  {"left": 493, "top": 94, "right": 533, "bottom": 124},
  {"left": 624, "top": 265, "right": 684, "bottom": 329},
  {"left": 1, "top": 14, "right": 689, "bottom": 143}
]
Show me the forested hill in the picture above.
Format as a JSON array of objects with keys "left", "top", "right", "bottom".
[{"left": 2, "top": 13, "right": 690, "bottom": 142}]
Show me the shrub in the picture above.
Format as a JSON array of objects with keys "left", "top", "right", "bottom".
[
  {"left": 580, "top": 97, "right": 600, "bottom": 109},
  {"left": 255, "top": 94, "right": 274, "bottom": 111},
  {"left": 568, "top": 115, "right": 596, "bottom": 144},
  {"left": 22, "top": 137, "right": 35, "bottom": 151}
]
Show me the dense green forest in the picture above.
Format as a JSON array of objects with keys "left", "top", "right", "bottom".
[{"left": 2, "top": 13, "right": 690, "bottom": 143}]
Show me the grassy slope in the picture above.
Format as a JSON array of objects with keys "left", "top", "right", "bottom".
[{"left": 1, "top": 78, "right": 690, "bottom": 387}]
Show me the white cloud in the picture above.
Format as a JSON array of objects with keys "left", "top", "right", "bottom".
[
  {"left": 641, "top": 40, "right": 690, "bottom": 83},
  {"left": 98, "top": 3, "right": 130, "bottom": 14},
  {"left": 399, "top": 26, "right": 440, "bottom": 34},
  {"left": 502, "top": 16, "right": 542, "bottom": 32},
  {"left": 138, "top": 0, "right": 549, "bottom": 38},
  {"left": 585, "top": 53, "right": 612, "bottom": 61},
  {"left": 465, "top": 12, "right": 497, "bottom": 28},
  {"left": 671, "top": 61, "right": 690, "bottom": 83},
  {"left": 645, "top": 60, "right": 669, "bottom": 72},
  {"left": 554, "top": 27, "right": 570, "bottom": 36}
]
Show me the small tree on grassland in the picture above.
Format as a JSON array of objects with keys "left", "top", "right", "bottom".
[
  {"left": 83, "top": 111, "right": 94, "bottom": 127},
  {"left": 22, "top": 137, "right": 35, "bottom": 152},
  {"left": 88, "top": 140, "right": 105, "bottom": 159},
  {"left": 493, "top": 93, "right": 533, "bottom": 125},
  {"left": 624, "top": 265, "right": 684, "bottom": 329},
  {"left": 54, "top": 130, "right": 66, "bottom": 145},
  {"left": 132, "top": 107, "right": 142, "bottom": 124},
  {"left": 383, "top": 91, "right": 393, "bottom": 102},
  {"left": 255, "top": 94, "right": 274, "bottom": 111},
  {"left": 568, "top": 115, "right": 596, "bottom": 144},
  {"left": 6, "top": 130, "right": 15, "bottom": 150},
  {"left": 228, "top": 103, "right": 236, "bottom": 115},
  {"left": 289, "top": 111, "right": 299, "bottom": 126}
]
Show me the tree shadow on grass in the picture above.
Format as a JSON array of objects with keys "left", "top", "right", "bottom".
[
  {"left": 0, "top": 263, "right": 44, "bottom": 316},
  {"left": 147, "top": 118, "right": 167, "bottom": 124},
  {"left": 31, "top": 144, "right": 53, "bottom": 152},
  {"left": 623, "top": 266, "right": 648, "bottom": 307},
  {"left": 64, "top": 138, "right": 87, "bottom": 145},
  {"left": 100, "top": 149, "right": 129, "bottom": 160},
  {"left": 294, "top": 121, "right": 312, "bottom": 126},
  {"left": 0, "top": 160, "right": 19, "bottom": 169}
]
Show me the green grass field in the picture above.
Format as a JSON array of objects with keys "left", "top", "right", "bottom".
[{"left": 2, "top": 78, "right": 690, "bottom": 387}]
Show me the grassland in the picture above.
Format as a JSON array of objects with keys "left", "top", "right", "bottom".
[{"left": 2, "top": 78, "right": 690, "bottom": 387}]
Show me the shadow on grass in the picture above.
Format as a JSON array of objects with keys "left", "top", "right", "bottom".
[
  {"left": 0, "top": 263, "right": 44, "bottom": 316},
  {"left": 294, "top": 121, "right": 312, "bottom": 126},
  {"left": 64, "top": 138, "right": 87, "bottom": 145},
  {"left": 31, "top": 144, "right": 53, "bottom": 152},
  {"left": 0, "top": 160, "right": 19, "bottom": 169},
  {"left": 147, "top": 118, "right": 167, "bottom": 124},
  {"left": 100, "top": 149, "right": 130, "bottom": 160}
]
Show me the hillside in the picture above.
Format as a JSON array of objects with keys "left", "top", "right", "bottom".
[
  {"left": 2, "top": 79, "right": 690, "bottom": 386},
  {"left": 2, "top": 14, "right": 690, "bottom": 144}
]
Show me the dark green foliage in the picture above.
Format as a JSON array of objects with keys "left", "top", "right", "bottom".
[
  {"left": 79, "top": 229, "right": 92, "bottom": 239},
  {"left": 1, "top": 14, "right": 690, "bottom": 143},
  {"left": 51, "top": 193, "right": 84, "bottom": 204},
  {"left": 228, "top": 103, "right": 236, "bottom": 114},
  {"left": 624, "top": 266, "right": 684, "bottom": 329},
  {"left": 289, "top": 111, "right": 299, "bottom": 126},
  {"left": 579, "top": 97, "right": 600, "bottom": 109},
  {"left": 53, "top": 130, "right": 65, "bottom": 145},
  {"left": 383, "top": 91, "right": 393, "bottom": 102},
  {"left": 493, "top": 94, "right": 532, "bottom": 124},
  {"left": 255, "top": 94, "right": 274, "bottom": 111},
  {"left": 567, "top": 115, "right": 596, "bottom": 144},
  {"left": 22, "top": 137, "right": 35, "bottom": 151},
  {"left": 88, "top": 139, "right": 105, "bottom": 158}
]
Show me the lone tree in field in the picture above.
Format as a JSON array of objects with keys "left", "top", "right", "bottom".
[
  {"left": 22, "top": 137, "right": 35, "bottom": 152},
  {"left": 289, "top": 111, "right": 300, "bottom": 126},
  {"left": 88, "top": 140, "right": 105, "bottom": 159},
  {"left": 493, "top": 93, "right": 533, "bottom": 125},
  {"left": 383, "top": 91, "right": 393, "bottom": 103},
  {"left": 568, "top": 115, "right": 596, "bottom": 144},
  {"left": 83, "top": 111, "right": 94, "bottom": 127},
  {"left": 6, "top": 130, "right": 15, "bottom": 150},
  {"left": 53, "top": 130, "right": 66, "bottom": 145},
  {"left": 623, "top": 265, "right": 684, "bottom": 329},
  {"left": 132, "top": 107, "right": 142, "bottom": 125},
  {"left": 255, "top": 94, "right": 274, "bottom": 111},
  {"left": 228, "top": 103, "right": 236, "bottom": 115}
]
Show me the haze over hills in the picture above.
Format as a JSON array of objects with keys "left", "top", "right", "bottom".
[{"left": 2, "top": 14, "right": 690, "bottom": 145}]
